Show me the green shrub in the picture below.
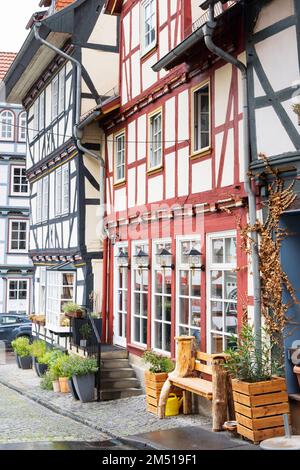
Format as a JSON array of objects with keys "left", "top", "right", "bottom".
[
  {"left": 11, "top": 337, "right": 32, "bottom": 357},
  {"left": 79, "top": 323, "right": 92, "bottom": 340},
  {"left": 224, "top": 324, "right": 283, "bottom": 383},
  {"left": 72, "top": 357, "right": 98, "bottom": 377},
  {"left": 62, "top": 302, "right": 83, "bottom": 314},
  {"left": 40, "top": 370, "right": 55, "bottom": 390},
  {"left": 38, "top": 349, "right": 64, "bottom": 366},
  {"left": 60, "top": 355, "right": 82, "bottom": 379},
  {"left": 31, "top": 340, "right": 47, "bottom": 359},
  {"left": 50, "top": 354, "right": 72, "bottom": 379},
  {"left": 142, "top": 350, "right": 175, "bottom": 373}
]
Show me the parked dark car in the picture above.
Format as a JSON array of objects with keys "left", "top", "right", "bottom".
[{"left": 0, "top": 315, "right": 32, "bottom": 348}]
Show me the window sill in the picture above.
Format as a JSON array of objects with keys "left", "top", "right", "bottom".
[
  {"left": 147, "top": 165, "right": 163, "bottom": 176},
  {"left": 113, "top": 179, "right": 126, "bottom": 189},
  {"left": 190, "top": 147, "right": 212, "bottom": 160},
  {"left": 140, "top": 44, "right": 158, "bottom": 63}
]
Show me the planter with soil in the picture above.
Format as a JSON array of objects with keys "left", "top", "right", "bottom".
[
  {"left": 19, "top": 356, "right": 33, "bottom": 370},
  {"left": 72, "top": 373, "right": 95, "bottom": 403}
]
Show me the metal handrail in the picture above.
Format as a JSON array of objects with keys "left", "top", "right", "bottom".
[{"left": 86, "top": 310, "right": 102, "bottom": 402}]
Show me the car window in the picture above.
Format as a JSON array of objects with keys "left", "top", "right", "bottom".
[{"left": 2, "top": 316, "right": 18, "bottom": 325}]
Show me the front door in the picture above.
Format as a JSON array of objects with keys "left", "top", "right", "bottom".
[
  {"left": 6, "top": 279, "right": 29, "bottom": 315},
  {"left": 113, "top": 244, "right": 128, "bottom": 347}
]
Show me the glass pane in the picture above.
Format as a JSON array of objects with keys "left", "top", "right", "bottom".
[
  {"left": 119, "top": 270, "right": 123, "bottom": 289},
  {"left": 154, "top": 296, "right": 162, "bottom": 320},
  {"left": 63, "top": 274, "right": 73, "bottom": 286},
  {"left": 164, "top": 269, "right": 172, "bottom": 295},
  {"left": 179, "top": 297, "right": 189, "bottom": 325},
  {"left": 164, "top": 298, "right": 171, "bottom": 322},
  {"left": 225, "top": 237, "right": 237, "bottom": 264},
  {"left": 142, "top": 293, "right": 148, "bottom": 317},
  {"left": 191, "top": 328, "right": 201, "bottom": 349},
  {"left": 212, "top": 239, "right": 224, "bottom": 263},
  {"left": 155, "top": 271, "right": 163, "bottom": 294},
  {"left": 211, "top": 301, "right": 223, "bottom": 331},
  {"left": 134, "top": 271, "right": 142, "bottom": 291},
  {"left": 180, "top": 241, "right": 190, "bottom": 264},
  {"left": 225, "top": 335, "right": 237, "bottom": 350},
  {"left": 123, "top": 290, "right": 128, "bottom": 312},
  {"left": 141, "top": 318, "right": 147, "bottom": 345},
  {"left": 164, "top": 323, "right": 171, "bottom": 352},
  {"left": 179, "top": 326, "right": 189, "bottom": 336},
  {"left": 191, "top": 271, "right": 201, "bottom": 297},
  {"left": 118, "top": 313, "right": 123, "bottom": 337},
  {"left": 224, "top": 302, "right": 237, "bottom": 335},
  {"left": 191, "top": 299, "right": 201, "bottom": 327},
  {"left": 142, "top": 270, "right": 148, "bottom": 291},
  {"left": 211, "top": 270, "right": 223, "bottom": 298},
  {"left": 118, "top": 291, "right": 122, "bottom": 311},
  {"left": 134, "top": 293, "right": 140, "bottom": 316},
  {"left": 134, "top": 317, "right": 140, "bottom": 343},
  {"left": 211, "top": 334, "right": 223, "bottom": 354},
  {"left": 62, "top": 287, "right": 73, "bottom": 299},
  {"left": 224, "top": 271, "right": 237, "bottom": 300},
  {"left": 179, "top": 271, "right": 189, "bottom": 296},
  {"left": 154, "top": 322, "right": 162, "bottom": 350}
]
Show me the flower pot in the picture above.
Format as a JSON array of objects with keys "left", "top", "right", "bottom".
[
  {"left": 59, "top": 377, "right": 70, "bottom": 393},
  {"left": 293, "top": 365, "right": 300, "bottom": 389},
  {"left": 68, "top": 378, "right": 80, "bottom": 400},
  {"left": 52, "top": 380, "right": 61, "bottom": 393},
  {"left": 19, "top": 356, "right": 32, "bottom": 370},
  {"left": 72, "top": 373, "right": 95, "bottom": 403},
  {"left": 232, "top": 377, "right": 290, "bottom": 444},
  {"left": 144, "top": 371, "right": 168, "bottom": 415},
  {"left": 80, "top": 339, "right": 87, "bottom": 348},
  {"left": 15, "top": 354, "right": 21, "bottom": 369},
  {"left": 32, "top": 357, "right": 48, "bottom": 377}
]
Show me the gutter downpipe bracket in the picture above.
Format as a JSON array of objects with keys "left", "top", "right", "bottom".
[{"left": 203, "top": 5, "right": 262, "bottom": 351}]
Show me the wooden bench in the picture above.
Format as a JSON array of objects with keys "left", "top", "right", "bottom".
[{"left": 158, "top": 336, "right": 232, "bottom": 431}]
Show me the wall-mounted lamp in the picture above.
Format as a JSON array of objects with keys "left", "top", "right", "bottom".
[
  {"left": 116, "top": 249, "right": 130, "bottom": 268},
  {"left": 156, "top": 248, "right": 175, "bottom": 270},
  {"left": 187, "top": 248, "right": 205, "bottom": 271},
  {"left": 133, "top": 249, "right": 150, "bottom": 269}
]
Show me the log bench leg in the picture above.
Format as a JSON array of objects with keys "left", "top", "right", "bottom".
[
  {"left": 158, "top": 379, "right": 172, "bottom": 419},
  {"left": 183, "top": 390, "right": 192, "bottom": 415}
]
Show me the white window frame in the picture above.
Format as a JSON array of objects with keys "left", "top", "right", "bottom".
[
  {"left": 18, "top": 112, "right": 27, "bottom": 142},
  {"left": 10, "top": 165, "right": 29, "bottom": 196},
  {"left": 176, "top": 235, "right": 201, "bottom": 347},
  {"left": 131, "top": 241, "right": 149, "bottom": 348},
  {"left": 7, "top": 278, "right": 29, "bottom": 315},
  {"left": 206, "top": 230, "right": 238, "bottom": 354},
  {"left": 0, "top": 110, "right": 14, "bottom": 141},
  {"left": 114, "top": 242, "right": 128, "bottom": 347},
  {"left": 42, "top": 176, "right": 49, "bottom": 222},
  {"left": 151, "top": 238, "right": 172, "bottom": 355},
  {"left": 58, "top": 67, "right": 65, "bottom": 114},
  {"left": 55, "top": 167, "right": 62, "bottom": 217},
  {"left": 33, "top": 100, "right": 39, "bottom": 139},
  {"left": 39, "top": 91, "right": 45, "bottom": 131},
  {"left": 52, "top": 75, "right": 59, "bottom": 120},
  {"left": 36, "top": 179, "right": 42, "bottom": 224},
  {"left": 192, "top": 82, "right": 210, "bottom": 155},
  {"left": 148, "top": 109, "right": 162, "bottom": 171},
  {"left": 62, "top": 164, "right": 69, "bottom": 214},
  {"left": 46, "top": 271, "right": 75, "bottom": 330},
  {"left": 114, "top": 131, "right": 126, "bottom": 184},
  {"left": 141, "top": 0, "right": 157, "bottom": 56},
  {"left": 8, "top": 219, "right": 29, "bottom": 253}
]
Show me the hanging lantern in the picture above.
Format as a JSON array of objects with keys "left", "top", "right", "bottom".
[
  {"left": 156, "top": 248, "right": 174, "bottom": 269},
  {"left": 116, "top": 248, "right": 129, "bottom": 267},
  {"left": 187, "top": 247, "right": 205, "bottom": 271},
  {"left": 134, "top": 248, "right": 149, "bottom": 268}
]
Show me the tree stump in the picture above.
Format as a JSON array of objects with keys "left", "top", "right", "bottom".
[{"left": 212, "top": 356, "right": 228, "bottom": 432}]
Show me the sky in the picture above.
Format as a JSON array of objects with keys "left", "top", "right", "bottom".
[{"left": 0, "top": 1, "right": 43, "bottom": 52}]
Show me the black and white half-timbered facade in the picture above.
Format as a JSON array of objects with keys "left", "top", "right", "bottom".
[
  {"left": 0, "top": 55, "right": 34, "bottom": 315},
  {"left": 4, "top": 0, "right": 119, "bottom": 341}
]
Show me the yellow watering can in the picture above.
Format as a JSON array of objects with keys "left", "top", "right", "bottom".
[{"left": 165, "top": 393, "right": 183, "bottom": 417}]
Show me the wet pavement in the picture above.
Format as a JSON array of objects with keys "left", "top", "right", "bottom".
[{"left": 0, "top": 440, "right": 136, "bottom": 450}]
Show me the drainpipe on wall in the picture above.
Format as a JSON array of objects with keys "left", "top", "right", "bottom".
[
  {"left": 33, "top": 23, "right": 109, "bottom": 333},
  {"left": 202, "top": 3, "right": 261, "bottom": 350}
]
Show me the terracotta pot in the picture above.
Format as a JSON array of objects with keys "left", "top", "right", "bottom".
[
  {"left": 293, "top": 366, "right": 300, "bottom": 389},
  {"left": 59, "top": 377, "right": 70, "bottom": 393},
  {"left": 52, "top": 380, "right": 61, "bottom": 393}
]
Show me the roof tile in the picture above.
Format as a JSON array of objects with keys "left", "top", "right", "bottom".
[{"left": 0, "top": 52, "right": 17, "bottom": 80}]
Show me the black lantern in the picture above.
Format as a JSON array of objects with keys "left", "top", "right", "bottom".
[
  {"left": 116, "top": 248, "right": 129, "bottom": 267},
  {"left": 156, "top": 248, "right": 174, "bottom": 269},
  {"left": 188, "top": 247, "right": 205, "bottom": 271},
  {"left": 134, "top": 248, "right": 149, "bottom": 268}
]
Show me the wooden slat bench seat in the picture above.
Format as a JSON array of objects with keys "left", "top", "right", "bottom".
[{"left": 158, "top": 336, "right": 230, "bottom": 431}]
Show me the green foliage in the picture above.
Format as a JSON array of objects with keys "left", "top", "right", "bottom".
[
  {"left": 62, "top": 302, "right": 82, "bottom": 314},
  {"left": 59, "top": 355, "right": 82, "bottom": 379},
  {"left": 31, "top": 340, "right": 47, "bottom": 359},
  {"left": 38, "top": 349, "right": 64, "bottom": 366},
  {"left": 79, "top": 323, "right": 92, "bottom": 340},
  {"left": 224, "top": 324, "right": 283, "bottom": 383},
  {"left": 142, "top": 350, "right": 175, "bottom": 373},
  {"left": 72, "top": 357, "right": 98, "bottom": 377},
  {"left": 49, "top": 353, "right": 70, "bottom": 380},
  {"left": 11, "top": 337, "right": 31, "bottom": 357},
  {"left": 40, "top": 370, "right": 55, "bottom": 390}
]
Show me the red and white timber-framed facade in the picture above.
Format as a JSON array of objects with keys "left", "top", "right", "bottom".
[{"left": 102, "top": 0, "right": 252, "bottom": 363}]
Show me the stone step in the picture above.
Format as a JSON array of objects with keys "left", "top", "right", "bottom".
[
  {"left": 101, "top": 368, "right": 136, "bottom": 379},
  {"left": 101, "top": 359, "right": 130, "bottom": 369},
  {"left": 101, "top": 350, "right": 128, "bottom": 360},
  {"left": 101, "top": 377, "right": 140, "bottom": 390},
  {"left": 100, "top": 388, "right": 144, "bottom": 401}
]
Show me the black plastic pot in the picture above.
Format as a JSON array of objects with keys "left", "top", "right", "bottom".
[
  {"left": 19, "top": 356, "right": 32, "bottom": 370},
  {"left": 34, "top": 360, "right": 48, "bottom": 377},
  {"left": 68, "top": 378, "right": 80, "bottom": 400},
  {"left": 15, "top": 354, "right": 21, "bottom": 368},
  {"left": 72, "top": 373, "right": 95, "bottom": 402}
]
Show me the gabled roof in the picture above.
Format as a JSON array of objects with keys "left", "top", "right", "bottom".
[{"left": 0, "top": 52, "right": 17, "bottom": 80}]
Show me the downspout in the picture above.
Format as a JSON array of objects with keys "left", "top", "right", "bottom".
[
  {"left": 202, "top": 4, "right": 261, "bottom": 349},
  {"left": 34, "top": 22, "right": 109, "bottom": 326}
]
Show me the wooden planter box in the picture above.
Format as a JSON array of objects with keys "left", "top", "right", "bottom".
[
  {"left": 145, "top": 371, "right": 182, "bottom": 416},
  {"left": 232, "top": 377, "right": 290, "bottom": 444}
]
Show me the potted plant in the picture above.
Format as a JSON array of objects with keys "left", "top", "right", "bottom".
[
  {"left": 72, "top": 357, "right": 98, "bottom": 403},
  {"left": 142, "top": 350, "right": 175, "bottom": 415},
  {"left": 62, "top": 302, "right": 84, "bottom": 319},
  {"left": 40, "top": 349, "right": 65, "bottom": 392},
  {"left": 79, "top": 323, "right": 92, "bottom": 348},
  {"left": 11, "top": 337, "right": 32, "bottom": 370},
  {"left": 225, "top": 324, "right": 290, "bottom": 444},
  {"left": 49, "top": 353, "right": 71, "bottom": 393},
  {"left": 31, "top": 340, "right": 47, "bottom": 377}
]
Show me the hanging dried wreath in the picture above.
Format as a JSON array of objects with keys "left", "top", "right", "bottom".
[
  {"left": 239, "top": 154, "right": 298, "bottom": 342},
  {"left": 292, "top": 103, "right": 300, "bottom": 125}
]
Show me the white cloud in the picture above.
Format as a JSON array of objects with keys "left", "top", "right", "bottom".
[{"left": 0, "top": 1, "right": 44, "bottom": 52}]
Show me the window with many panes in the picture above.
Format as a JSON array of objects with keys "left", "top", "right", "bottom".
[
  {"left": 131, "top": 242, "right": 149, "bottom": 346},
  {"left": 9, "top": 220, "right": 28, "bottom": 252},
  {"left": 114, "top": 132, "right": 125, "bottom": 183},
  {"left": 10, "top": 166, "right": 29, "bottom": 195},
  {"left": 141, "top": 0, "right": 157, "bottom": 54},
  {"left": 52, "top": 75, "right": 59, "bottom": 119},
  {"left": 0, "top": 110, "right": 14, "bottom": 140},
  {"left": 18, "top": 112, "right": 27, "bottom": 142},
  {"left": 176, "top": 237, "right": 201, "bottom": 348},
  {"left": 193, "top": 83, "right": 210, "bottom": 154},
  {"left": 7, "top": 279, "right": 28, "bottom": 315},
  {"left": 52, "top": 68, "right": 65, "bottom": 120},
  {"left": 207, "top": 232, "right": 237, "bottom": 353},
  {"left": 152, "top": 240, "right": 172, "bottom": 353},
  {"left": 149, "top": 111, "right": 162, "bottom": 170},
  {"left": 55, "top": 164, "right": 69, "bottom": 217},
  {"left": 115, "top": 244, "right": 128, "bottom": 343},
  {"left": 46, "top": 271, "right": 75, "bottom": 328}
]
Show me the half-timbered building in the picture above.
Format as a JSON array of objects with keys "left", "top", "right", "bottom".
[
  {"left": 0, "top": 52, "right": 33, "bottom": 316},
  {"left": 100, "top": 0, "right": 251, "bottom": 380},
  {"left": 4, "top": 0, "right": 119, "bottom": 343}
]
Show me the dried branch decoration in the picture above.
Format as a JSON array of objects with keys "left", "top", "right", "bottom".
[{"left": 239, "top": 154, "right": 298, "bottom": 341}]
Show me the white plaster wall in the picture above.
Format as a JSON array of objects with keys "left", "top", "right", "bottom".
[
  {"left": 128, "top": 168, "right": 136, "bottom": 208},
  {"left": 159, "top": 26, "right": 169, "bottom": 62},
  {"left": 88, "top": 10, "right": 118, "bottom": 46},
  {"left": 177, "top": 147, "right": 189, "bottom": 196},
  {"left": 127, "top": 121, "right": 136, "bottom": 164},
  {"left": 123, "top": 12, "right": 131, "bottom": 57},
  {"left": 192, "top": 159, "right": 212, "bottom": 193},
  {"left": 142, "top": 53, "right": 158, "bottom": 92},
  {"left": 159, "top": 0, "right": 168, "bottom": 25},
  {"left": 115, "top": 187, "right": 126, "bottom": 211},
  {"left": 137, "top": 164, "right": 146, "bottom": 205},
  {"left": 131, "top": 3, "right": 140, "bottom": 49},
  {"left": 254, "top": 0, "right": 294, "bottom": 33},
  {"left": 137, "top": 115, "right": 146, "bottom": 160},
  {"left": 165, "top": 97, "right": 176, "bottom": 149},
  {"left": 221, "top": 129, "right": 234, "bottom": 187},
  {"left": 178, "top": 90, "right": 189, "bottom": 142},
  {"left": 214, "top": 63, "right": 232, "bottom": 127},
  {"left": 148, "top": 174, "right": 163, "bottom": 203},
  {"left": 239, "top": 120, "right": 245, "bottom": 183},
  {"left": 70, "top": 216, "right": 78, "bottom": 247},
  {"left": 107, "top": 136, "right": 113, "bottom": 173},
  {"left": 131, "top": 51, "right": 141, "bottom": 98},
  {"left": 255, "top": 106, "right": 295, "bottom": 155},
  {"left": 165, "top": 152, "right": 175, "bottom": 199}
]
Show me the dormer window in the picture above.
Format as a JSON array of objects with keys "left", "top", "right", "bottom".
[
  {"left": 0, "top": 110, "right": 14, "bottom": 141},
  {"left": 141, "top": 0, "right": 157, "bottom": 55}
]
